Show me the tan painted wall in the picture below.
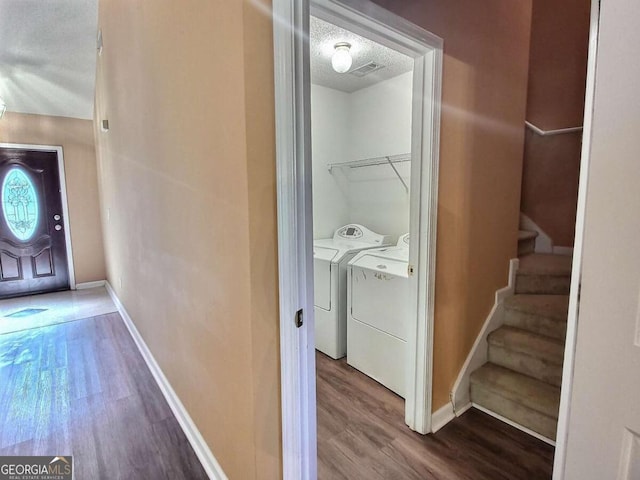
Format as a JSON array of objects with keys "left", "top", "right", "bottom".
[
  {"left": 372, "top": 0, "right": 532, "bottom": 410},
  {"left": 93, "top": 1, "right": 280, "bottom": 479},
  {"left": 521, "top": 0, "right": 590, "bottom": 245},
  {"left": 521, "top": 130, "right": 582, "bottom": 246},
  {"left": 95, "top": 0, "right": 532, "bottom": 471},
  {"left": 243, "top": 2, "right": 282, "bottom": 475},
  {"left": 0, "top": 112, "right": 106, "bottom": 284},
  {"left": 527, "top": 0, "right": 590, "bottom": 129}
]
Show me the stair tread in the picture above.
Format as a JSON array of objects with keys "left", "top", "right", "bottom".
[
  {"left": 518, "top": 230, "right": 538, "bottom": 241},
  {"left": 470, "top": 363, "right": 561, "bottom": 418},
  {"left": 488, "top": 326, "right": 565, "bottom": 366},
  {"left": 518, "top": 253, "right": 572, "bottom": 276},
  {"left": 504, "top": 294, "right": 569, "bottom": 321}
]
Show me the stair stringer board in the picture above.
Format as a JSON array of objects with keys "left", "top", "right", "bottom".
[{"left": 449, "top": 258, "right": 519, "bottom": 417}]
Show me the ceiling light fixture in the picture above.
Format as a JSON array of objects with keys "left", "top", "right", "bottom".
[{"left": 331, "top": 42, "right": 352, "bottom": 73}]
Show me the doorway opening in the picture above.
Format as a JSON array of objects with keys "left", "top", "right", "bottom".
[
  {"left": 273, "top": 0, "right": 442, "bottom": 477},
  {"left": 311, "top": 11, "right": 415, "bottom": 385},
  {"left": 311, "top": 0, "right": 444, "bottom": 432},
  {"left": 308, "top": 5, "right": 443, "bottom": 475},
  {"left": 310, "top": 0, "right": 443, "bottom": 437}
]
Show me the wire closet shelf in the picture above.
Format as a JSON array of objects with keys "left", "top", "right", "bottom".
[{"left": 327, "top": 153, "right": 411, "bottom": 193}]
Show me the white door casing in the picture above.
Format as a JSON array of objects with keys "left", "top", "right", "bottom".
[
  {"left": 557, "top": 0, "right": 640, "bottom": 477},
  {"left": 273, "top": 0, "right": 442, "bottom": 478},
  {"left": 273, "top": 0, "right": 317, "bottom": 479}
]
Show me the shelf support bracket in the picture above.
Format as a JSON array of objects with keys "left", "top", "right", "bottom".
[{"left": 386, "top": 156, "right": 409, "bottom": 193}]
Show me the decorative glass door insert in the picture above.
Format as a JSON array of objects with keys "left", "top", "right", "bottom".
[{"left": 2, "top": 167, "right": 39, "bottom": 242}]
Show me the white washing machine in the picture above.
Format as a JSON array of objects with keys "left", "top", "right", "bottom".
[
  {"left": 314, "top": 224, "right": 392, "bottom": 359},
  {"left": 347, "top": 233, "right": 410, "bottom": 397}
]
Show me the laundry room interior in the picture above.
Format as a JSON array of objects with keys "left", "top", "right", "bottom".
[{"left": 310, "top": 14, "right": 416, "bottom": 418}]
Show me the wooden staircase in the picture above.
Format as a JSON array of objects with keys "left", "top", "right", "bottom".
[{"left": 470, "top": 253, "right": 571, "bottom": 441}]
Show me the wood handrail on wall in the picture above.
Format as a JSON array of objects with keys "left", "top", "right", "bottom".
[{"left": 525, "top": 121, "right": 583, "bottom": 136}]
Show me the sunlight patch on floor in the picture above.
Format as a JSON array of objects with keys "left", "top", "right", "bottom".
[{"left": 0, "top": 287, "right": 116, "bottom": 335}]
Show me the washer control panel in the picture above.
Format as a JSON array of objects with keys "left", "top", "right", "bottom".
[
  {"left": 337, "top": 225, "right": 363, "bottom": 239},
  {"left": 334, "top": 224, "right": 391, "bottom": 245}
]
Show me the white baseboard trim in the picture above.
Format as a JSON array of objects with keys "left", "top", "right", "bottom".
[
  {"left": 104, "top": 282, "right": 227, "bottom": 480},
  {"left": 431, "top": 402, "right": 456, "bottom": 433},
  {"left": 75, "top": 280, "right": 106, "bottom": 290},
  {"left": 471, "top": 403, "right": 556, "bottom": 446},
  {"left": 454, "top": 402, "right": 472, "bottom": 417},
  {"left": 450, "top": 258, "right": 519, "bottom": 413}
]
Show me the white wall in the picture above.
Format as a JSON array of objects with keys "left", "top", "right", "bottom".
[
  {"left": 349, "top": 72, "right": 413, "bottom": 160},
  {"left": 311, "top": 71, "right": 413, "bottom": 240},
  {"left": 311, "top": 85, "right": 351, "bottom": 239},
  {"left": 347, "top": 72, "right": 412, "bottom": 236}
]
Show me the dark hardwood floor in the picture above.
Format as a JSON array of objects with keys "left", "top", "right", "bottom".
[
  {"left": 0, "top": 312, "right": 208, "bottom": 480},
  {"left": 317, "top": 351, "right": 555, "bottom": 480}
]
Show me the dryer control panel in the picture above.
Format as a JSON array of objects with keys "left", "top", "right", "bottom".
[{"left": 333, "top": 224, "right": 392, "bottom": 245}]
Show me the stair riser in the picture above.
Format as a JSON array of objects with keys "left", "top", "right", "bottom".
[
  {"left": 504, "top": 309, "right": 567, "bottom": 340},
  {"left": 518, "top": 238, "right": 536, "bottom": 256},
  {"left": 488, "top": 346, "right": 563, "bottom": 387},
  {"left": 470, "top": 384, "right": 558, "bottom": 440},
  {"left": 515, "top": 274, "right": 571, "bottom": 295}
]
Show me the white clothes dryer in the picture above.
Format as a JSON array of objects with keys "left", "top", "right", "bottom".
[
  {"left": 347, "top": 233, "right": 410, "bottom": 397},
  {"left": 314, "top": 224, "right": 392, "bottom": 359}
]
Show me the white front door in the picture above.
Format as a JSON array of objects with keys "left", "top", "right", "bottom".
[{"left": 561, "top": 0, "right": 640, "bottom": 477}]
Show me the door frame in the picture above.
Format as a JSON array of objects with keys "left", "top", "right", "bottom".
[
  {"left": 552, "top": 0, "right": 601, "bottom": 477},
  {"left": 0, "top": 143, "right": 76, "bottom": 290},
  {"left": 272, "top": 0, "right": 442, "bottom": 478}
]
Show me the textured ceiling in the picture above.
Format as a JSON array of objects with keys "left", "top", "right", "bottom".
[
  {"left": 0, "top": 0, "right": 98, "bottom": 120},
  {"left": 310, "top": 16, "right": 413, "bottom": 93}
]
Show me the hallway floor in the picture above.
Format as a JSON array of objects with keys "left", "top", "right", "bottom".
[
  {"left": 0, "top": 311, "right": 208, "bottom": 479},
  {"left": 316, "top": 352, "right": 554, "bottom": 480}
]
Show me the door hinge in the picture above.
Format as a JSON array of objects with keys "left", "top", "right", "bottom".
[
  {"left": 295, "top": 308, "right": 304, "bottom": 328},
  {"left": 408, "top": 264, "right": 415, "bottom": 276}
]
